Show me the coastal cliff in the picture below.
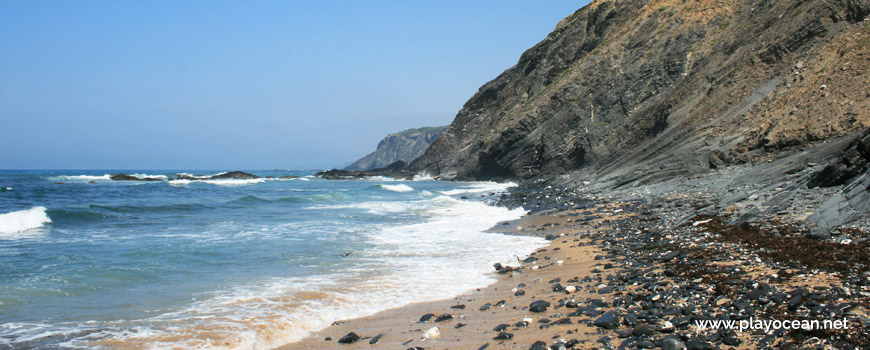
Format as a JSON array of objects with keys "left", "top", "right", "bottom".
[
  {"left": 345, "top": 126, "right": 448, "bottom": 171},
  {"left": 412, "top": 0, "right": 870, "bottom": 186}
]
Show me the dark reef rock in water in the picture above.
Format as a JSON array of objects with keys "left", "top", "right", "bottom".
[
  {"left": 174, "top": 171, "right": 260, "bottom": 180},
  {"left": 110, "top": 173, "right": 163, "bottom": 181},
  {"left": 208, "top": 171, "right": 260, "bottom": 180},
  {"left": 317, "top": 161, "right": 416, "bottom": 180}
]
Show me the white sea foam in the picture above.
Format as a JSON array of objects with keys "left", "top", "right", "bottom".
[
  {"left": 412, "top": 172, "right": 435, "bottom": 181},
  {"left": 131, "top": 173, "right": 168, "bottom": 180},
  {"left": 440, "top": 181, "right": 518, "bottom": 196},
  {"left": 48, "top": 174, "right": 111, "bottom": 182},
  {"left": 0, "top": 207, "right": 51, "bottom": 235},
  {"left": 378, "top": 184, "right": 414, "bottom": 192}
]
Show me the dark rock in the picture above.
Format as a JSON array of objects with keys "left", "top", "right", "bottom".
[
  {"left": 493, "top": 324, "right": 510, "bottom": 332},
  {"left": 208, "top": 171, "right": 260, "bottom": 180},
  {"left": 338, "top": 332, "right": 361, "bottom": 344},
  {"left": 616, "top": 329, "right": 634, "bottom": 338},
  {"left": 419, "top": 313, "right": 435, "bottom": 322},
  {"left": 317, "top": 161, "right": 416, "bottom": 180},
  {"left": 450, "top": 304, "right": 466, "bottom": 309},
  {"left": 721, "top": 336, "right": 741, "bottom": 346},
  {"left": 594, "top": 311, "right": 620, "bottom": 329},
  {"left": 477, "top": 344, "right": 490, "bottom": 350},
  {"left": 530, "top": 341, "right": 549, "bottom": 350},
  {"left": 660, "top": 251, "right": 680, "bottom": 261},
  {"left": 480, "top": 303, "right": 492, "bottom": 311},
  {"left": 633, "top": 323, "right": 656, "bottom": 336},
  {"left": 369, "top": 334, "right": 383, "bottom": 344},
  {"left": 110, "top": 173, "right": 163, "bottom": 181},
  {"left": 494, "top": 332, "right": 514, "bottom": 340},
  {"left": 807, "top": 226, "right": 831, "bottom": 240},
  {"left": 529, "top": 300, "right": 551, "bottom": 313},
  {"left": 434, "top": 314, "right": 453, "bottom": 322}
]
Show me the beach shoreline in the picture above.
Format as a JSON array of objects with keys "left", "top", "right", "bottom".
[
  {"left": 279, "top": 193, "right": 869, "bottom": 349},
  {"left": 281, "top": 204, "right": 618, "bottom": 350}
]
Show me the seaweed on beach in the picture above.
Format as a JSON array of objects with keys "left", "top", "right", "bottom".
[{"left": 693, "top": 216, "right": 870, "bottom": 279}]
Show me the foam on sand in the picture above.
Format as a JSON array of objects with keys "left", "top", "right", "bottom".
[{"left": 0, "top": 207, "right": 51, "bottom": 235}]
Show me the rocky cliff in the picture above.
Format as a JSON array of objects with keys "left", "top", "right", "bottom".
[
  {"left": 345, "top": 126, "right": 448, "bottom": 171},
  {"left": 413, "top": 0, "right": 870, "bottom": 187}
]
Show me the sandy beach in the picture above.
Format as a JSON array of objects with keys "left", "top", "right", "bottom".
[{"left": 284, "top": 206, "right": 616, "bottom": 350}]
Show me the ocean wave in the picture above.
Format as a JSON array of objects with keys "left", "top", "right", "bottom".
[
  {"left": 46, "top": 208, "right": 115, "bottom": 224},
  {"left": 77, "top": 192, "right": 543, "bottom": 349},
  {"left": 88, "top": 203, "right": 210, "bottom": 214},
  {"left": 47, "top": 174, "right": 111, "bottom": 182},
  {"left": 226, "top": 195, "right": 304, "bottom": 205},
  {"left": 377, "top": 184, "right": 414, "bottom": 192},
  {"left": 440, "top": 181, "right": 517, "bottom": 196},
  {"left": 0, "top": 207, "right": 51, "bottom": 235},
  {"left": 131, "top": 173, "right": 168, "bottom": 180}
]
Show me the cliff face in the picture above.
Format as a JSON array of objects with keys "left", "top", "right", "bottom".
[
  {"left": 345, "top": 126, "right": 448, "bottom": 171},
  {"left": 413, "top": 0, "right": 870, "bottom": 185}
]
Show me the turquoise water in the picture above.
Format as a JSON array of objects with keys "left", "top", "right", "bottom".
[{"left": 0, "top": 170, "right": 545, "bottom": 349}]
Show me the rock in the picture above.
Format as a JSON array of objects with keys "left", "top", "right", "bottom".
[
  {"left": 423, "top": 327, "right": 440, "bottom": 339},
  {"left": 419, "top": 313, "right": 435, "bottom": 322},
  {"left": 110, "top": 173, "right": 163, "bottom": 181},
  {"left": 480, "top": 303, "right": 492, "bottom": 311},
  {"left": 594, "top": 311, "right": 620, "bottom": 329},
  {"left": 721, "top": 336, "right": 741, "bottom": 346},
  {"left": 434, "top": 314, "right": 453, "bottom": 322},
  {"left": 564, "top": 285, "right": 577, "bottom": 293},
  {"left": 369, "top": 334, "right": 383, "bottom": 344},
  {"left": 450, "top": 304, "right": 466, "bottom": 309},
  {"left": 529, "top": 300, "right": 551, "bottom": 313},
  {"left": 807, "top": 226, "right": 831, "bottom": 240},
  {"left": 530, "top": 341, "right": 549, "bottom": 350},
  {"left": 714, "top": 296, "right": 730, "bottom": 306},
  {"left": 493, "top": 324, "right": 510, "bottom": 332},
  {"left": 660, "top": 251, "right": 680, "bottom": 261},
  {"left": 633, "top": 323, "right": 656, "bottom": 336},
  {"left": 337, "top": 332, "right": 361, "bottom": 344},
  {"left": 208, "top": 171, "right": 260, "bottom": 180},
  {"left": 494, "top": 332, "right": 514, "bottom": 340},
  {"left": 662, "top": 338, "right": 687, "bottom": 350},
  {"left": 345, "top": 126, "right": 448, "bottom": 171}
]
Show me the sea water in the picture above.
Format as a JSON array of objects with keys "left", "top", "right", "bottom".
[{"left": 0, "top": 170, "right": 545, "bottom": 349}]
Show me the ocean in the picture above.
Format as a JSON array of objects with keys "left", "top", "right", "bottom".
[{"left": 0, "top": 170, "right": 546, "bottom": 349}]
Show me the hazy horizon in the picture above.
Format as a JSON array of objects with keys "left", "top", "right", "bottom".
[{"left": 1, "top": 1, "right": 589, "bottom": 170}]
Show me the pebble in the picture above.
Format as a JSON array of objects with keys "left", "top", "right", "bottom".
[
  {"left": 424, "top": 327, "right": 440, "bottom": 339},
  {"left": 593, "top": 311, "right": 620, "bottom": 329},
  {"left": 337, "top": 332, "right": 361, "bottom": 344},
  {"left": 529, "top": 300, "right": 551, "bottom": 313}
]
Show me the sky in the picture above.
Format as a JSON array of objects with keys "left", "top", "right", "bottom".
[{"left": 0, "top": 1, "right": 590, "bottom": 170}]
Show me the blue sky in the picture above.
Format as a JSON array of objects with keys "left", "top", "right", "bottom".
[{"left": 0, "top": 1, "right": 589, "bottom": 170}]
